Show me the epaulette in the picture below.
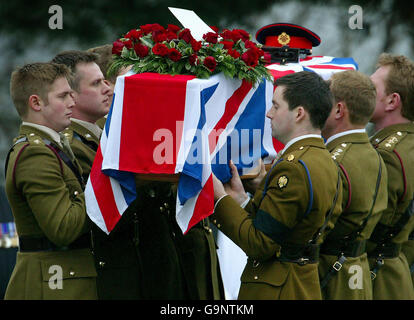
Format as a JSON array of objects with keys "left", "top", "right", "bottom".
[
  {"left": 25, "top": 132, "right": 45, "bottom": 146},
  {"left": 282, "top": 145, "right": 309, "bottom": 164},
  {"left": 61, "top": 127, "right": 74, "bottom": 143},
  {"left": 331, "top": 142, "right": 352, "bottom": 161},
  {"left": 376, "top": 131, "right": 406, "bottom": 151}
]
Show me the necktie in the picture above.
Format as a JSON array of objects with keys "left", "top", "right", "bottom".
[{"left": 59, "top": 133, "right": 76, "bottom": 162}]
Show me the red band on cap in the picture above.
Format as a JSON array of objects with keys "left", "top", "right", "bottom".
[{"left": 265, "top": 35, "right": 312, "bottom": 49}]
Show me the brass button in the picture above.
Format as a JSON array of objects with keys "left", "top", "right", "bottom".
[
  {"left": 29, "top": 133, "right": 35, "bottom": 137},
  {"left": 341, "top": 143, "right": 347, "bottom": 148},
  {"left": 254, "top": 276, "right": 258, "bottom": 280},
  {"left": 85, "top": 133, "right": 91, "bottom": 138},
  {"left": 73, "top": 191, "right": 79, "bottom": 196},
  {"left": 160, "top": 206, "right": 165, "bottom": 213},
  {"left": 252, "top": 260, "right": 260, "bottom": 268},
  {"left": 164, "top": 202, "right": 169, "bottom": 209},
  {"left": 299, "top": 146, "right": 304, "bottom": 150},
  {"left": 69, "top": 271, "right": 75, "bottom": 276},
  {"left": 99, "top": 261, "right": 106, "bottom": 268},
  {"left": 397, "top": 132, "right": 402, "bottom": 136},
  {"left": 33, "top": 139, "right": 40, "bottom": 144},
  {"left": 217, "top": 223, "right": 221, "bottom": 228}
]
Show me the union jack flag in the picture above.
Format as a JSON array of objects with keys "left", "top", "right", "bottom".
[{"left": 85, "top": 71, "right": 273, "bottom": 234}]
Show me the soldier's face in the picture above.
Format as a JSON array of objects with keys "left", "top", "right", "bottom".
[
  {"left": 266, "top": 85, "right": 295, "bottom": 144},
  {"left": 370, "top": 66, "right": 391, "bottom": 123},
  {"left": 43, "top": 77, "right": 75, "bottom": 132},
  {"left": 72, "top": 62, "right": 112, "bottom": 123}
]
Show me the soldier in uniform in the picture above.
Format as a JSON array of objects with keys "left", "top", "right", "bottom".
[
  {"left": 4, "top": 62, "right": 97, "bottom": 299},
  {"left": 368, "top": 53, "right": 414, "bottom": 299},
  {"left": 212, "top": 71, "right": 343, "bottom": 300},
  {"left": 51, "top": 50, "right": 146, "bottom": 299},
  {"left": 319, "top": 70, "right": 388, "bottom": 299}
]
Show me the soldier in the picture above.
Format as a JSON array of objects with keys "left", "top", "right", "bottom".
[
  {"left": 51, "top": 50, "right": 145, "bottom": 299},
  {"left": 212, "top": 71, "right": 343, "bottom": 300},
  {"left": 51, "top": 50, "right": 111, "bottom": 183},
  {"left": 368, "top": 53, "right": 414, "bottom": 299},
  {"left": 319, "top": 70, "right": 388, "bottom": 299},
  {"left": 4, "top": 62, "right": 97, "bottom": 299}
]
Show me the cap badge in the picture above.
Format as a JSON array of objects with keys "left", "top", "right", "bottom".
[
  {"left": 278, "top": 32, "right": 291, "bottom": 46},
  {"left": 278, "top": 175, "right": 289, "bottom": 189},
  {"left": 287, "top": 154, "right": 295, "bottom": 161}
]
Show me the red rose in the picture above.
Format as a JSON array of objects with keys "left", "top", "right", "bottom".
[
  {"left": 233, "top": 29, "right": 250, "bottom": 42},
  {"left": 228, "top": 49, "right": 241, "bottom": 59},
  {"left": 189, "top": 54, "right": 198, "bottom": 65},
  {"left": 220, "top": 29, "right": 234, "bottom": 41},
  {"left": 244, "top": 40, "right": 256, "bottom": 49},
  {"left": 140, "top": 23, "right": 165, "bottom": 34},
  {"left": 152, "top": 43, "right": 169, "bottom": 56},
  {"left": 242, "top": 49, "right": 259, "bottom": 68},
  {"left": 112, "top": 40, "right": 125, "bottom": 55},
  {"left": 125, "top": 29, "right": 142, "bottom": 41},
  {"left": 123, "top": 39, "right": 133, "bottom": 49},
  {"left": 204, "top": 56, "right": 217, "bottom": 72},
  {"left": 210, "top": 26, "right": 219, "bottom": 33},
  {"left": 152, "top": 30, "right": 167, "bottom": 43},
  {"left": 220, "top": 40, "right": 234, "bottom": 50},
  {"left": 203, "top": 32, "right": 218, "bottom": 44},
  {"left": 168, "top": 48, "right": 182, "bottom": 62},
  {"left": 178, "top": 28, "right": 194, "bottom": 43},
  {"left": 167, "top": 24, "right": 181, "bottom": 34},
  {"left": 166, "top": 31, "right": 178, "bottom": 41},
  {"left": 134, "top": 43, "right": 149, "bottom": 58},
  {"left": 191, "top": 39, "right": 202, "bottom": 52}
]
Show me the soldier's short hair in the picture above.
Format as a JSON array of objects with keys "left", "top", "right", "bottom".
[
  {"left": 376, "top": 53, "right": 414, "bottom": 120},
  {"left": 87, "top": 44, "right": 116, "bottom": 84},
  {"left": 10, "top": 62, "right": 71, "bottom": 118},
  {"left": 51, "top": 50, "right": 98, "bottom": 91},
  {"left": 275, "top": 71, "right": 334, "bottom": 130},
  {"left": 330, "top": 70, "right": 376, "bottom": 126}
]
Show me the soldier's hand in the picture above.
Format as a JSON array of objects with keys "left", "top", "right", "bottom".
[
  {"left": 224, "top": 160, "right": 249, "bottom": 205},
  {"left": 212, "top": 173, "right": 227, "bottom": 201},
  {"left": 243, "top": 158, "right": 266, "bottom": 194}
]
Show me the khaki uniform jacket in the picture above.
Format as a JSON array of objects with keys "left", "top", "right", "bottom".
[
  {"left": 319, "top": 132, "right": 388, "bottom": 300},
  {"left": 212, "top": 137, "right": 343, "bottom": 300},
  {"left": 369, "top": 123, "right": 414, "bottom": 300},
  {"left": 4, "top": 125, "right": 97, "bottom": 300},
  {"left": 62, "top": 121, "right": 100, "bottom": 183}
]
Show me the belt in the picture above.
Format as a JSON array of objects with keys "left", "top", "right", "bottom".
[
  {"left": 320, "top": 239, "right": 366, "bottom": 258},
  {"left": 368, "top": 242, "right": 402, "bottom": 259},
  {"left": 19, "top": 233, "right": 91, "bottom": 252},
  {"left": 277, "top": 243, "right": 320, "bottom": 265}
]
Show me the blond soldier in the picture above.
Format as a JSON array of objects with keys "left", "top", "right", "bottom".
[
  {"left": 368, "top": 53, "right": 414, "bottom": 300},
  {"left": 212, "top": 71, "right": 342, "bottom": 300},
  {"left": 320, "top": 70, "right": 388, "bottom": 299},
  {"left": 4, "top": 63, "right": 97, "bottom": 299}
]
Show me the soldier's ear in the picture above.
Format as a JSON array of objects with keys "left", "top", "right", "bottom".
[
  {"left": 335, "top": 102, "right": 346, "bottom": 120},
  {"left": 385, "top": 92, "right": 401, "bottom": 111},
  {"left": 28, "top": 94, "right": 43, "bottom": 112}
]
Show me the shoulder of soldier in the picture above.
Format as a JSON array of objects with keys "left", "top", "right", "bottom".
[
  {"left": 12, "top": 132, "right": 48, "bottom": 149},
  {"left": 374, "top": 131, "right": 406, "bottom": 152},
  {"left": 61, "top": 126, "right": 74, "bottom": 143},
  {"left": 330, "top": 142, "right": 352, "bottom": 162}
]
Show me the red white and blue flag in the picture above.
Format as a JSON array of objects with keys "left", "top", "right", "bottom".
[
  {"left": 85, "top": 55, "right": 358, "bottom": 236},
  {"left": 85, "top": 71, "right": 273, "bottom": 234}
]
